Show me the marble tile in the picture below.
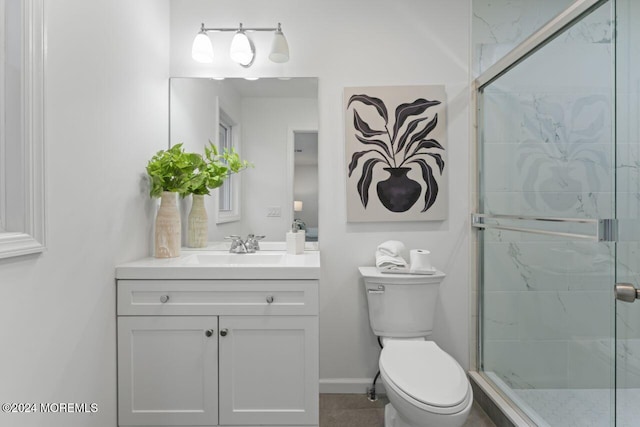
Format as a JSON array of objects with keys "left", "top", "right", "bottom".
[
  {"left": 483, "top": 240, "right": 614, "bottom": 291},
  {"left": 483, "top": 292, "right": 520, "bottom": 340},
  {"left": 484, "top": 340, "right": 569, "bottom": 389},
  {"left": 512, "top": 388, "right": 619, "bottom": 427},
  {"left": 517, "top": 290, "right": 612, "bottom": 340},
  {"left": 567, "top": 339, "right": 614, "bottom": 389},
  {"left": 472, "top": 0, "right": 576, "bottom": 75}
]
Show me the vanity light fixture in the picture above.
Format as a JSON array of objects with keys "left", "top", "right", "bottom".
[{"left": 192, "top": 22, "right": 290, "bottom": 68}]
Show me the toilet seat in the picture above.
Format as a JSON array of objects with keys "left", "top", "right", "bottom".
[{"left": 379, "top": 340, "right": 471, "bottom": 415}]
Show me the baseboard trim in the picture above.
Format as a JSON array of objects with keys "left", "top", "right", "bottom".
[{"left": 319, "top": 378, "right": 386, "bottom": 395}]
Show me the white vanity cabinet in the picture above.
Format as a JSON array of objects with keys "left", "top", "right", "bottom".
[
  {"left": 117, "top": 316, "right": 219, "bottom": 426},
  {"left": 116, "top": 278, "right": 319, "bottom": 427}
]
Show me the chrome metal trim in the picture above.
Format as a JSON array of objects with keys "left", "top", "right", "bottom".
[
  {"left": 472, "top": 223, "right": 598, "bottom": 241},
  {"left": 598, "top": 219, "right": 618, "bottom": 242},
  {"left": 615, "top": 283, "right": 640, "bottom": 303},
  {"left": 475, "top": 0, "right": 608, "bottom": 89},
  {"left": 201, "top": 22, "right": 281, "bottom": 33},
  {"left": 471, "top": 213, "right": 611, "bottom": 241},
  {"left": 472, "top": 213, "right": 598, "bottom": 224}
]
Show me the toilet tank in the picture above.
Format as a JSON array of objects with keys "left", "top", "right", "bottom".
[{"left": 359, "top": 266, "right": 446, "bottom": 338}]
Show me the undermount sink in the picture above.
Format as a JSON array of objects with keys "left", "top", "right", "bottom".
[{"left": 183, "top": 253, "right": 286, "bottom": 266}]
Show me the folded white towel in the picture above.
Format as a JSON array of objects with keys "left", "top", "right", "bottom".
[
  {"left": 376, "top": 240, "right": 406, "bottom": 257},
  {"left": 375, "top": 253, "right": 408, "bottom": 271},
  {"left": 374, "top": 240, "right": 408, "bottom": 272}
]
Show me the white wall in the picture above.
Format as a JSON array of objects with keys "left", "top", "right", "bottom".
[
  {"left": 241, "top": 97, "right": 318, "bottom": 240},
  {"left": 170, "top": 0, "right": 471, "bottom": 389},
  {"left": 0, "top": 1, "right": 170, "bottom": 426}
]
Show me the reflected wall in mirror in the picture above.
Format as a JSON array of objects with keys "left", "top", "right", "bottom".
[
  {"left": 170, "top": 77, "right": 319, "bottom": 243},
  {"left": 293, "top": 131, "right": 318, "bottom": 242}
]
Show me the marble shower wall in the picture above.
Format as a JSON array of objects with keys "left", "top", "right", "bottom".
[
  {"left": 478, "top": 2, "right": 623, "bottom": 390},
  {"left": 472, "top": 0, "right": 576, "bottom": 76}
]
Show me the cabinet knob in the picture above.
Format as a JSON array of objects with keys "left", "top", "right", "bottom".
[
  {"left": 160, "top": 295, "right": 170, "bottom": 303},
  {"left": 205, "top": 329, "right": 214, "bottom": 337},
  {"left": 266, "top": 295, "right": 274, "bottom": 304},
  {"left": 220, "top": 328, "right": 229, "bottom": 337}
]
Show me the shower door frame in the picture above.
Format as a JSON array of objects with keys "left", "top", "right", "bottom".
[{"left": 469, "top": 0, "right": 615, "bottom": 425}]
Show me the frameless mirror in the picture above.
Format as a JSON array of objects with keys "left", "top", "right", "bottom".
[{"left": 169, "top": 77, "right": 319, "bottom": 243}]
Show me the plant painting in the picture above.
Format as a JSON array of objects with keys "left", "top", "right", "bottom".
[{"left": 345, "top": 86, "right": 448, "bottom": 222}]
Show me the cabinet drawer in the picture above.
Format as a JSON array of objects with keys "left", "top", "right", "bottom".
[{"left": 117, "top": 280, "right": 318, "bottom": 316}]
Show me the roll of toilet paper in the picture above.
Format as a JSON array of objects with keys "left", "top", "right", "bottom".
[{"left": 409, "top": 249, "right": 434, "bottom": 274}]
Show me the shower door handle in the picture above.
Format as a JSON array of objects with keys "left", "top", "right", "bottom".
[{"left": 614, "top": 283, "right": 640, "bottom": 303}]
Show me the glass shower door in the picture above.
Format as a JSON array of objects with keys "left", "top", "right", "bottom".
[
  {"left": 614, "top": 0, "right": 640, "bottom": 426},
  {"left": 475, "top": 1, "right": 617, "bottom": 425}
]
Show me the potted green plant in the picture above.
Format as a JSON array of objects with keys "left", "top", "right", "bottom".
[
  {"left": 185, "top": 142, "right": 252, "bottom": 248},
  {"left": 146, "top": 143, "right": 201, "bottom": 258}
]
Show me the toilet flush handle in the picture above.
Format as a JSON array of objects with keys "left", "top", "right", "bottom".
[{"left": 367, "top": 285, "right": 385, "bottom": 294}]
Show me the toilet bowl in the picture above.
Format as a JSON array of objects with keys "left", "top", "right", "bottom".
[
  {"left": 379, "top": 340, "right": 472, "bottom": 427},
  {"left": 359, "top": 266, "right": 472, "bottom": 427}
]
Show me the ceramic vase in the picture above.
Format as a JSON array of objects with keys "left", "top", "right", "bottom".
[
  {"left": 188, "top": 194, "right": 208, "bottom": 248},
  {"left": 376, "top": 167, "right": 421, "bottom": 212},
  {"left": 155, "top": 191, "right": 181, "bottom": 258}
]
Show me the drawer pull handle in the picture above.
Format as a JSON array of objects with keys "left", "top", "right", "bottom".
[
  {"left": 205, "top": 329, "right": 214, "bottom": 337},
  {"left": 160, "top": 295, "right": 170, "bottom": 303},
  {"left": 220, "top": 329, "right": 229, "bottom": 337},
  {"left": 266, "top": 295, "right": 274, "bottom": 304}
]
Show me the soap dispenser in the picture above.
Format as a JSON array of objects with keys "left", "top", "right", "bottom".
[{"left": 286, "top": 222, "right": 305, "bottom": 255}]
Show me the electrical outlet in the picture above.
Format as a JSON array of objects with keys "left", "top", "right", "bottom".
[{"left": 267, "top": 206, "right": 282, "bottom": 217}]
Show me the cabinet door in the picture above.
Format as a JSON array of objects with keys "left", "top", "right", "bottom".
[
  {"left": 219, "top": 316, "right": 319, "bottom": 425},
  {"left": 118, "top": 316, "right": 218, "bottom": 426}
]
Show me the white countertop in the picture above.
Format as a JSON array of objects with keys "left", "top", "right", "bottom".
[{"left": 116, "top": 249, "right": 321, "bottom": 280}]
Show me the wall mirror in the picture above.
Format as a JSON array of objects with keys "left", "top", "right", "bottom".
[{"left": 169, "top": 77, "right": 319, "bottom": 244}]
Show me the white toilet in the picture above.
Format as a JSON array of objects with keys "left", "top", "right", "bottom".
[{"left": 359, "top": 267, "right": 472, "bottom": 427}]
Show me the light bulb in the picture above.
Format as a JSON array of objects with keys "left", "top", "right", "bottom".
[
  {"left": 192, "top": 32, "right": 214, "bottom": 63},
  {"left": 269, "top": 27, "right": 289, "bottom": 63},
  {"left": 230, "top": 31, "right": 255, "bottom": 66}
]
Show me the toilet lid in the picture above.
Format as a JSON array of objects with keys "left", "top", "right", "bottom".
[{"left": 379, "top": 341, "right": 469, "bottom": 408}]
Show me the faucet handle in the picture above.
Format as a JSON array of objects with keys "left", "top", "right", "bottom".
[
  {"left": 245, "top": 234, "right": 265, "bottom": 251},
  {"left": 225, "top": 235, "right": 247, "bottom": 253}
]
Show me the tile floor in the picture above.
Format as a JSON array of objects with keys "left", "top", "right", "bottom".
[{"left": 319, "top": 394, "right": 496, "bottom": 427}]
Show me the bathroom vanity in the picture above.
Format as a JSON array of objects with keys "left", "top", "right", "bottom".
[{"left": 115, "top": 250, "right": 320, "bottom": 427}]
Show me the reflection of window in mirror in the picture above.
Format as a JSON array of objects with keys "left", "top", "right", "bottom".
[
  {"left": 218, "top": 121, "right": 232, "bottom": 212},
  {"left": 216, "top": 108, "right": 240, "bottom": 223}
]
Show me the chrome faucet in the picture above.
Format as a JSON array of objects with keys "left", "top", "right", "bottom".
[
  {"left": 245, "top": 234, "right": 265, "bottom": 252},
  {"left": 225, "top": 234, "right": 265, "bottom": 253},
  {"left": 226, "top": 235, "right": 249, "bottom": 253}
]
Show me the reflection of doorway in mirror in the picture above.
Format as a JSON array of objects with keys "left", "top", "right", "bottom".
[{"left": 293, "top": 131, "right": 318, "bottom": 242}]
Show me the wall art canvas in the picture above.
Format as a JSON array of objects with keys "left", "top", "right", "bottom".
[{"left": 345, "top": 85, "right": 448, "bottom": 222}]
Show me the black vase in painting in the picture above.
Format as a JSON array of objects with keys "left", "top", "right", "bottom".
[{"left": 376, "top": 167, "right": 421, "bottom": 212}]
